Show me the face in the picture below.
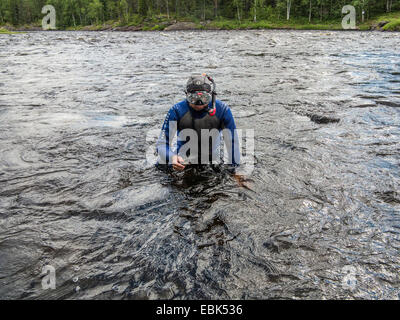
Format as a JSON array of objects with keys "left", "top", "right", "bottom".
[{"left": 189, "top": 103, "right": 208, "bottom": 111}]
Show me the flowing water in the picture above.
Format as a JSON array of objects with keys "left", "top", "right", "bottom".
[{"left": 0, "top": 30, "right": 399, "bottom": 300}]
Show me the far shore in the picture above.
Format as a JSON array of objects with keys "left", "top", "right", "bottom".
[{"left": 2, "top": 14, "right": 400, "bottom": 33}]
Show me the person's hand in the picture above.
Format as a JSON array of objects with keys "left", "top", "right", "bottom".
[
  {"left": 171, "top": 155, "right": 185, "bottom": 171},
  {"left": 233, "top": 173, "right": 253, "bottom": 191},
  {"left": 233, "top": 173, "right": 245, "bottom": 187}
]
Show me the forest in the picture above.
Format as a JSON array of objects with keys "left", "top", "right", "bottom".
[{"left": 0, "top": 0, "right": 399, "bottom": 28}]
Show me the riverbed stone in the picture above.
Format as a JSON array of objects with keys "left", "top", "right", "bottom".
[
  {"left": 378, "top": 21, "right": 389, "bottom": 28},
  {"left": 371, "top": 21, "right": 390, "bottom": 31}
]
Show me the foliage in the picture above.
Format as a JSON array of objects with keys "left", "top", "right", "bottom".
[
  {"left": 382, "top": 18, "right": 400, "bottom": 30},
  {"left": 0, "top": 0, "right": 399, "bottom": 29}
]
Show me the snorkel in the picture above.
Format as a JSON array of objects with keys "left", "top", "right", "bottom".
[{"left": 203, "top": 73, "right": 217, "bottom": 116}]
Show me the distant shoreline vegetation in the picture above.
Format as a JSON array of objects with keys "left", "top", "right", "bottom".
[
  {"left": 0, "top": 0, "right": 399, "bottom": 32},
  {"left": 0, "top": 27, "right": 21, "bottom": 34}
]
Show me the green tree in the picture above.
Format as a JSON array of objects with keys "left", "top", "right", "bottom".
[
  {"left": 138, "top": 0, "right": 148, "bottom": 16},
  {"left": 120, "top": 0, "right": 129, "bottom": 22},
  {"left": 88, "top": 0, "right": 103, "bottom": 24}
]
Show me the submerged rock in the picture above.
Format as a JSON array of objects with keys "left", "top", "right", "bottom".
[
  {"left": 378, "top": 100, "right": 400, "bottom": 108},
  {"left": 308, "top": 114, "right": 340, "bottom": 124}
]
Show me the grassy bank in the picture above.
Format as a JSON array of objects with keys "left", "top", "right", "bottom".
[
  {"left": 50, "top": 16, "right": 347, "bottom": 31},
  {"left": 2, "top": 11, "right": 400, "bottom": 32},
  {"left": 207, "top": 11, "right": 400, "bottom": 31},
  {"left": 382, "top": 19, "right": 400, "bottom": 30},
  {"left": 0, "top": 26, "right": 22, "bottom": 34},
  {"left": 205, "top": 18, "right": 343, "bottom": 31},
  {"left": 358, "top": 11, "right": 400, "bottom": 30}
]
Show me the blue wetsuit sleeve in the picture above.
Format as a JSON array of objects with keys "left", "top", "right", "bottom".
[
  {"left": 156, "top": 106, "right": 178, "bottom": 164},
  {"left": 221, "top": 107, "right": 240, "bottom": 166}
]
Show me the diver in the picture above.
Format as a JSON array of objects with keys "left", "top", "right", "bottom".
[{"left": 156, "top": 74, "right": 240, "bottom": 173}]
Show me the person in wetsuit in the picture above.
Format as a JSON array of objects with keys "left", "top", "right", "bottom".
[{"left": 156, "top": 74, "right": 240, "bottom": 172}]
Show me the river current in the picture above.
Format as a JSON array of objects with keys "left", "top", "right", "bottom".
[{"left": 0, "top": 30, "right": 399, "bottom": 299}]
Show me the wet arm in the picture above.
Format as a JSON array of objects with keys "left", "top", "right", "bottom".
[
  {"left": 156, "top": 107, "right": 178, "bottom": 164},
  {"left": 222, "top": 107, "right": 240, "bottom": 167}
]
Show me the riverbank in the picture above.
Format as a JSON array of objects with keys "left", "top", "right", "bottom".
[
  {"left": 0, "top": 27, "right": 22, "bottom": 34},
  {"left": 1, "top": 11, "right": 400, "bottom": 32}
]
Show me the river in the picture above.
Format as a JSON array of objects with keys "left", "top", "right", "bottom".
[{"left": 0, "top": 30, "right": 399, "bottom": 299}]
